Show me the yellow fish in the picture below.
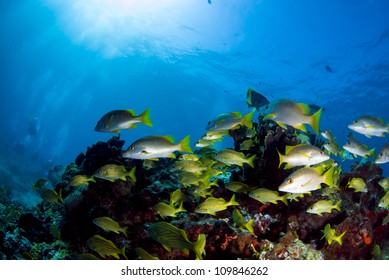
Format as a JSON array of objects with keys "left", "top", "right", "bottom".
[
  {"left": 213, "top": 149, "right": 256, "bottom": 168},
  {"left": 378, "top": 192, "right": 389, "bottom": 209},
  {"left": 306, "top": 200, "right": 341, "bottom": 216},
  {"left": 225, "top": 181, "right": 255, "bottom": 194},
  {"left": 232, "top": 209, "right": 254, "bottom": 233},
  {"left": 86, "top": 235, "right": 127, "bottom": 259},
  {"left": 154, "top": 201, "right": 186, "bottom": 219},
  {"left": 346, "top": 178, "right": 367, "bottom": 193},
  {"left": 69, "top": 174, "right": 96, "bottom": 187},
  {"left": 94, "top": 164, "right": 136, "bottom": 183},
  {"left": 40, "top": 188, "right": 63, "bottom": 203},
  {"left": 135, "top": 247, "right": 159, "bottom": 260},
  {"left": 32, "top": 178, "right": 49, "bottom": 191},
  {"left": 169, "top": 189, "right": 186, "bottom": 206},
  {"left": 321, "top": 224, "right": 345, "bottom": 245},
  {"left": 195, "top": 194, "right": 239, "bottom": 215},
  {"left": 249, "top": 188, "right": 288, "bottom": 205},
  {"left": 147, "top": 222, "right": 206, "bottom": 260},
  {"left": 93, "top": 217, "right": 128, "bottom": 237}
]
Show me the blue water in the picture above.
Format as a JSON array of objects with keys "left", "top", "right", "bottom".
[{"left": 1, "top": 0, "right": 388, "bottom": 205}]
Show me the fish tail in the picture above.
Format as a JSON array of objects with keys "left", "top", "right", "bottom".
[
  {"left": 140, "top": 108, "right": 153, "bottom": 127},
  {"left": 334, "top": 200, "right": 342, "bottom": 212},
  {"left": 247, "top": 154, "right": 256, "bottom": 168},
  {"left": 276, "top": 148, "right": 284, "bottom": 169},
  {"left": 193, "top": 233, "right": 207, "bottom": 260},
  {"left": 121, "top": 246, "right": 128, "bottom": 260},
  {"left": 310, "top": 108, "right": 322, "bottom": 134},
  {"left": 245, "top": 219, "right": 255, "bottom": 234},
  {"left": 179, "top": 135, "right": 193, "bottom": 153},
  {"left": 323, "top": 166, "right": 335, "bottom": 187},
  {"left": 370, "top": 148, "right": 376, "bottom": 158},
  {"left": 122, "top": 226, "right": 128, "bottom": 237},
  {"left": 128, "top": 166, "right": 137, "bottom": 183},
  {"left": 241, "top": 111, "right": 254, "bottom": 129},
  {"left": 281, "top": 194, "right": 289, "bottom": 206},
  {"left": 89, "top": 176, "right": 96, "bottom": 183},
  {"left": 177, "top": 201, "right": 186, "bottom": 213},
  {"left": 228, "top": 194, "right": 240, "bottom": 207},
  {"left": 334, "top": 231, "right": 346, "bottom": 245}
]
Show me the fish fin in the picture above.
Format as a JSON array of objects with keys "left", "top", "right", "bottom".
[
  {"left": 334, "top": 231, "right": 346, "bottom": 245},
  {"left": 283, "top": 163, "right": 294, "bottom": 170},
  {"left": 263, "top": 113, "right": 276, "bottom": 121},
  {"left": 177, "top": 201, "right": 186, "bottom": 213},
  {"left": 277, "top": 148, "right": 284, "bottom": 169},
  {"left": 334, "top": 200, "right": 342, "bottom": 212},
  {"left": 297, "top": 103, "right": 311, "bottom": 114},
  {"left": 127, "top": 109, "right": 136, "bottom": 116},
  {"left": 276, "top": 122, "right": 288, "bottom": 130},
  {"left": 245, "top": 219, "right": 255, "bottom": 234},
  {"left": 121, "top": 227, "right": 128, "bottom": 238},
  {"left": 148, "top": 158, "right": 160, "bottom": 161},
  {"left": 285, "top": 145, "right": 298, "bottom": 154},
  {"left": 179, "top": 135, "right": 193, "bottom": 153},
  {"left": 112, "top": 130, "right": 121, "bottom": 133},
  {"left": 128, "top": 166, "right": 137, "bottom": 183},
  {"left": 294, "top": 123, "right": 307, "bottom": 133},
  {"left": 370, "top": 148, "right": 376, "bottom": 158},
  {"left": 228, "top": 194, "right": 240, "bottom": 207},
  {"left": 246, "top": 88, "right": 253, "bottom": 106},
  {"left": 281, "top": 194, "right": 289, "bottom": 206},
  {"left": 161, "top": 135, "right": 175, "bottom": 143},
  {"left": 310, "top": 108, "right": 323, "bottom": 134},
  {"left": 89, "top": 176, "right": 96, "bottom": 183},
  {"left": 58, "top": 188, "right": 63, "bottom": 203},
  {"left": 166, "top": 153, "right": 176, "bottom": 159},
  {"left": 246, "top": 154, "right": 256, "bottom": 168},
  {"left": 121, "top": 246, "right": 128, "bottom": 260},
  {"left": 131, "top": 124, "right": 138, "bottom": 128},
  {"left": 140, "top": 108, "right": 153, "bottom": 127},
  {"left": 231, "top": 112, "right": 242, "bottom": 118},
  {"left": 162, "top": 244, "right": 172, "bottom": 252},
  {"left": 241, "top": 111, "right": 254, "bottom": 129},
  {"left": 193, "top": 234, "right": 207, "bottom": 260},
  {"left": 120, "top": 176, "right": 127, "bottom": 181},
  {"left": 323, "top": 167, "right": 335, "bottom": 187}
]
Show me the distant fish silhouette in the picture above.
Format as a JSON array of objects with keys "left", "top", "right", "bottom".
[
  {"left": 246, "top": 88, "right": 270, "bottom": 111},
  {"left": 325, "top": 65, "right": 333, "bottom": 73}
]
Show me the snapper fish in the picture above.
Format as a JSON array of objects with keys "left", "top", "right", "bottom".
[
  {"left": 348, "top": 115, "right": 389, "bottom": 138},
  {"left": 206, "top": 111, "right": 254, "bottom": 131},
  {"left": 278, "top": 166, "right": 335, "bottom": 194},
  {"left": 346, "top": 178, "right": 367, "bottom": 193},
  {"left": 195, "top": 194, "right": 239, "bottom": 215},
  {"left": 123, "top": 135, "right": 192, "bottom": 160},
  {"left": 375, "top": 143, "right": 389, "bottom": 164},
  {"left": 213, "top": 149, "right": 256, "bottom": 168},
  {"left": 94, "top": 164, "right": 136, "bottom": 183},
  {"left": 249, "top": 188, "right": 288, "bottom": 205},
  {"left": 93, "top": 217, "right": 128, "bottom": 237},
  {"left": 321, "top": 224, "right": 346, "bottom": 245},
  {"left": 262, "top": 99, "right": 322, "bottom": 134},
  {"left": 147, "top": 222, "right": 206, "bottom": 260},
  {"left": 95, "top": 109, "right": 153, "bottom": 133},
  {"left": 69, "top": 174, "right": 96, "bottom": 187},
  {"left": 246, "top": 88, "right": 270, "bottom": 111},
  {"left": 343, "top": 134, "right": 375, "bottom": 159},
  {"left": 378, "top": 178, "right": 389, "bottom": 191},
  {"left": 306, "top": 200, "right": 341, "bottom": 216},
  {"left": 86, "top": 235, "right": 127, "bottom": 259},
  {"left": 277, "top": 144, "right": 330, "bottom": 169},
  {"left": 232, "top": 208, "right": 254, "bottom": 233},
  {"left": 378, "top": 192, "right": 389, "bottom": 209},
  {"left": 154, "top": 201, "right": 186, "bottom": 219}
]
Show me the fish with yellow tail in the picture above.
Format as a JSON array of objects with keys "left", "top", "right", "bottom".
[
  {"left": 206, "top": 111, "right": 254, "bottom": 131},
  {"left": 306, "top": 200, "right": 341, "bottom": 216},
  {"left": 93, "top": 216, "right": 128, "bottom": 237},
  {"left": 213, "top": 149, "right": 256, "bottom": 168},
  {"left": 321, "top": 224, "right": 346, "bottom": 245},
  {"left": 195, "top": 194, "right": 239, "bottom": 215},
  {"left": 69, "top": 174, "right": 96, "bottom": 187},
  {"left": 40, "top": 188, "right": 63, "bottom": 203},
  {"left": 346, "top": 178, "right": 367, "bottom": 193},
  {"left": 147, "top": 222, "right": 206, "bottom": 260},
  {"left": 277, "top": 144, "right": 330, "bottom": 169},
  {"left": 95, "top": 108, "right": 153, "bottom": 133},
  {"left": 278, "top": 166, "right": 335, "bottom": 194},
  {"left": 246, "top": 88, "right": 270, "bottom": 111},
  {"left": 86, "top": 235, "right": 127, "bottom": 259},
  {"left": 378, "top": 178, "right": 389, "bottom": 191},
  {"left": 123, "top": 135, "right": 192, "bottom": 160},
  {"left": 135, "top": 247, "right": 159, "bottom": 260},
  {"left": 94, "top": 164, "right": 136, "bottom": 183},
  {"left": 154, "top": 201, "right": 186, "bottom": 219},
  {"left": 262, "top": 99, "right": 322, "bottom": 134},
  {"left": 232, "top": 209, "right": 255, "bottom": 233},
  {"left": 343, "top": 133, "right": 375, "bottom": 159},
  {"left": 249, "top": 188, "right": 288, "bottom": 205},
  {"left": 348, "top": 115, "right": 389, "bottom": 138}
]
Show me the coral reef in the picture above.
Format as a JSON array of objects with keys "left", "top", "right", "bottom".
[{"left": 1, "top": 119, "right": 389, "bottom": 260}]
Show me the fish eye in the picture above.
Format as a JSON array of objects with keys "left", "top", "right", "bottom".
[
  {"left": 287, "top": 178, "right": 293, "bottom": 184},
  {"left": 141, "top": 150, "right": 147, "bottom": 154},
  {"left": 207, "top": 121, "right": 211, "bottom": 125},
  {"left": 379, "top": 153, "right": 383, "bottom": 157},
  {"left": 129, "top": 146, "right": 135, "bottom": 150}
]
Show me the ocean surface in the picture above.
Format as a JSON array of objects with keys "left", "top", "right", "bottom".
[{"left": 1, "top": 0, "right": 388, "bottom": 205}]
